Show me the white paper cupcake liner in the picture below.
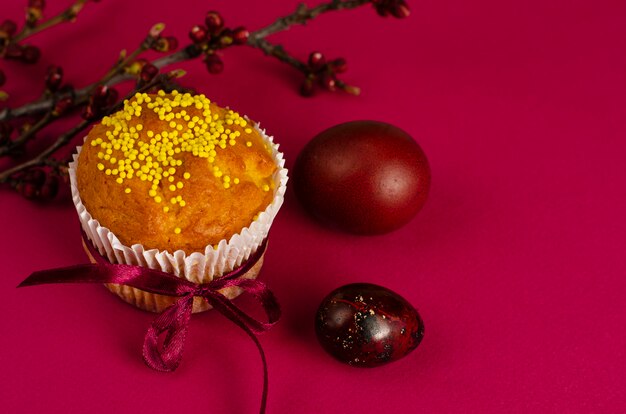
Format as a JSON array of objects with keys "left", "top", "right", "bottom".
[{"left": 69, "top": 123, "right": 288, "bottom": 289}]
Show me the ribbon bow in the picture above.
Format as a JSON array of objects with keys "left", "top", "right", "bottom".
[{"left": 18, "top": 235, "right": 280, "bottom": 414}]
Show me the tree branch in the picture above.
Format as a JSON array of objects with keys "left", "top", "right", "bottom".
[
  {"left": 12, "top": 0, "right": 90, "bottom": 43},
  {"left": 0, "top": 71, "right": 184, "bottom": 183}
]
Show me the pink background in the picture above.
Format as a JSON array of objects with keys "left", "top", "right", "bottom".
[{"left": 1, "top": 0, "right": 625, "bottom": 412}]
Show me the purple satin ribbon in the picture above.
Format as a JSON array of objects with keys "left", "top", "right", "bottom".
[{"left": 18, "top": 234, "right": 279, "bottom": 414}]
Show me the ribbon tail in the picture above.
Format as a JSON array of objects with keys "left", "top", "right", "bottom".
[
  {"left": 204, "top": 294, "right": 270, "bottom": 414},
  {"left": 143, "top": 295, "right": 194, "bottom": 372},
  {"left": 247, "top": 327, "right": 269, "bottom": 414},
  {"left": 209, "top": 279, "right": 281, "bottom": 333},
  {"left": 18, "top": 264, "right": 119, "bottom": 287},
  {"left": 231, "top": 279, "right": 282, "bottom": 327}
]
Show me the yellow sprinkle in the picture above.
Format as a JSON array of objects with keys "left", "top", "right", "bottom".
[
  {"left": 116, "top": 177, "right": 124, "bottom": 184},
  {"left": 125, "top": 188, "right": 131, "bottom": 194},
  {"left": 179, "top": 200, "right": 186, "bottom": 207},
  {"left": 163, "top": 206, "right": 169, "bottom": 213},
  {"left": 149, "top": 189, "right": 157, "bottom": 197},
  {"left": 154, "top": 196, "right": 162, "bottom": 203},
  {"left": 97, "top": 163, "right": 105, "bottom": 171},
  {"left": 262, "top": 184, "right": 270, "bottom": 192},
  {"left": 174, "top": 227, "right": 181, "bottom": 234},
  {"left": 98, "top": 93, "right": 266, "bottom": 195},
  {"left": 170, "top": 197, "right": 177, "bottom": 204},
  {"left": 105, "top": 169, "right": 112, "bottom": 176},
  {"left": 246, "top": 141, "right": 252, "bottom": 147}
]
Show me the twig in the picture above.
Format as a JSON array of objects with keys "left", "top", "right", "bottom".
[
  {"left": 97, "top": 23, "right": 165, "bottom": 86},
  {"left": 249, "top": 0, "right": 370, "bottom": 40},
  {"left": 1, "top": 0, "right": 372, "bottom": 123},
  {"left": 12, "top": 0, "right": 89, "bottom": 43},
  {"left": 0, "top": 119, "right": 90, "bottom": 183},
  {"left": 252, "top": 38, "right": 308, "bottom": 72},
  {"left": 0, "top": 110, "right": 53, "bottom": 157},
  {"left": 0, "top": 71, "right": 183, "bottom": 183}
]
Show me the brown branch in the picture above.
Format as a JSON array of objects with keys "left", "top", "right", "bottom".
[
  {"left": 12, "top": 0, "right": 90, "bottom": 43},
  {"left": 0, "top": 35, "right": 193, "bottom": 123},
  {"left": 249, "top": 0, "right": 370, "bottom": 41},
  {"left": 0, "top": 24, "right": 170, "bottom": 156},
  {"left": 0, "top": 71, "right": 184, "bottom": 183},
  {"left": 0, "top": 110, "right": 54, "bottom": 157},
  {"left": 97, "top": 23, "right": 165, "bottom": 86},
  {"left": 252, "top": 38, "right": 308, "bottom": 72},
  {"left": 0, "top": 118, "right": 90, "bottom": 183},
  {"left": 1, "top": 0, "right": 373, "bottom": 123}
]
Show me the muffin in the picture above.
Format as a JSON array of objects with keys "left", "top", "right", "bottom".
[{"left": 69, "top": 91, "right": 288, "bottom": 312}]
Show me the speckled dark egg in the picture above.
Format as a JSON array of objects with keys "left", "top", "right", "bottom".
[{"left": 315, "top": 283, "right": 424, "bottom": 367}]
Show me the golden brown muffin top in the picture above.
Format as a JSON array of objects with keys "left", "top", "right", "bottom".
[{"left": 76, "top": 91, "right": 277, "bottom": 254}]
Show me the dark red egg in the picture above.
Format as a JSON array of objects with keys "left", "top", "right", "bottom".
[
  {"left": 293, "top": 121, "right": 430, "bottom": 234},
  {"left": 315, "top": 283, "right": 424, "bottom": 367}
]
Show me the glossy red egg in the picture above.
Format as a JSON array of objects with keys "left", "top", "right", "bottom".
[
  {"left": 315, "top": 283, "right": 424, "bottom": 367},
  {"left": 294, "top": 121, "right": 430, "bottom": 234}
]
